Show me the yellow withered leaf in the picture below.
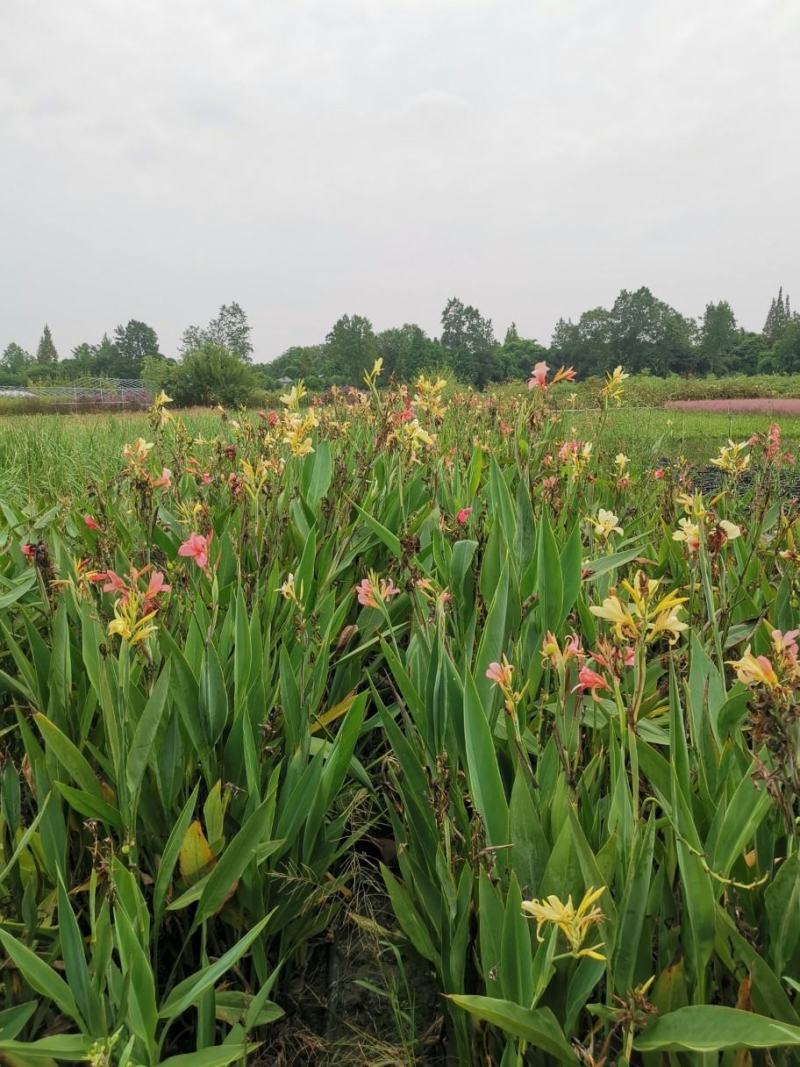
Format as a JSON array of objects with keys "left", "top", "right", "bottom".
[
  {"left": 179, "top": 819, "right": 216, "bottom": 884},
  {"left": 311, "top": 692, "right": 356, "bottom": 735}
]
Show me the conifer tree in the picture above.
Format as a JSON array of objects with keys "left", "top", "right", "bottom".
[
  {"left": 763, "top": 287, "right": 791, "bottom": 344},
  {"left": 36, "top": 324, "right": 59, "bottom": 364}
]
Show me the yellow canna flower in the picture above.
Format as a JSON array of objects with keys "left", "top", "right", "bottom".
[
  {"left": 107, "top": 603, "right": 158, "bottom": 646},
  {"left": 591, "top": 572, "right": 688, "bottom": 647},
  {"left": 279, "top": 381, "right": 308, "bottom": 411},
  {"left": 647, "top": 604, "right": 689, "bottom": 645},
  {"left": 122, "top": 437, "right": 154, "bottom": 465},
  {"left": 591, "top": 508, "right": 623, "bottom": 540},
  {"left": 728, "top": 647, "right": 779, "bottom": 688},
  {"left": 600, "top": 365, "right": 629, "bottom": 404},
  {"left": 363, "top": 357, "right": 384, "bottom": 386},
  {"left": 710, "top": 439, "right": 750, "bottom": 475},
  {"left": 278, "top": 572, "right": 303, "bottom": 606},
  {"left": 522, "top": 886, "right": 606, "bottom": 960},
  {"left": 676, "top": 491, "right": 707, "bottom": 518},
  {"left": 589, "top": 595, "right": 639, "bottom": 640},
  {"left": 673, "top": 517, "right": 701, "bottom": 553},
  {"left": 719, "top": 519, "right": 741, "bottom": 541}
]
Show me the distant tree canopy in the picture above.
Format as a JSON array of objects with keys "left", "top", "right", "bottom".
[
  {"left": 550, "top": 288, "right": 697, "bottom": 378},
  {"left": 1, "top": 342, "right": 32, "bottom": 374},
  {"left": 5, "top": 286, "right": 798, "bottom": 395},
  {"left": 440, "top": 297, "right": 497, "bottom": 388},
  {"left": 180, "top": 302, "right": 253, "bottom": 362}
]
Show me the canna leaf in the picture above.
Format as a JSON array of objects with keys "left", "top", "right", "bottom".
[
  {"left": 447, "top": 995, "right": 576, "bottom": 1062},
  {"left": 634, "top": 1005, "right": 800, "bottom": 1052}
]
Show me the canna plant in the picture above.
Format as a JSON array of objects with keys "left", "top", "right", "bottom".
[{"left": 0, "top": 375, "right": 798, "bottom": 1064}]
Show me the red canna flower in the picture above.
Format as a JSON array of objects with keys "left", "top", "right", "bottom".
[
  {"left": 456, "top": 507, "right": 473, "bottom": 525},
  {"left": 572, "top": 665, "right": 611, "bottom": 698},
  {"left": 84, "top": 515, "right": 101, "bottom": 531}
]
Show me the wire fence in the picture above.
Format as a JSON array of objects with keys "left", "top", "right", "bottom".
[{"left": 0, "top": 377, "right": 153, "bottom": 411}]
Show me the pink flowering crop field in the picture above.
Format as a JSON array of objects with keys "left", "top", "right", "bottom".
[{"left": 1, "top": 371, "right": 800, "bottom": 1064}]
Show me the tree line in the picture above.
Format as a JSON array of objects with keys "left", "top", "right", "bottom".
[{"left": 3, "top": 287, "right": 799, "bottom": 405}]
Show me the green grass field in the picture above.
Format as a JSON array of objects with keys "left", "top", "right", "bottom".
[{"left": 2, "top": 400, "right": 799, "bottom": 506}]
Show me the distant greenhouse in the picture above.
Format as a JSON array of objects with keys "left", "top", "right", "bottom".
[{"left": 0, "top": 377, "right": 153, "bottom": 412}]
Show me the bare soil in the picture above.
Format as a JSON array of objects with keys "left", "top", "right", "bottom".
[{"left": 665, "top": 397, "right": 800, "bottom": 415}]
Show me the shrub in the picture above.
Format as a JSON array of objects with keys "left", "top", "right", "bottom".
[{"left": 168, "top": 342, "right": 255, "bottom": 407}]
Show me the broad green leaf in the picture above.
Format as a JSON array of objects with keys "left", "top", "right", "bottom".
[
  {"left": 634, "top": 1005, "right": 800, "bottom": 1052},
  {"left": 447, "top": 995, "right": 576, "bottom": 1063},
  {"left": 463, "top": 669, "right": 508, "bottom": 850},
  {"left": 0, "top": 1034, "right": 95, "bottom": 1061},
  {"left": 34, "top": 714, "right": 103, "bottom": 800},
  {"left": 157, "top": 1046, "right": 250, "bottom": 1067},
  {"left": 125, "top": 662, "right": 171, "bottom": 798},
  {"left": 153, "top": 784, "right": 200, "bottom": 928},
  {"left": 195, "top": 796, "right": 273, "bottom": 924}
]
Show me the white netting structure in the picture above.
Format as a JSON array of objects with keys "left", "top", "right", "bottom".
[{"left": 0, "top": 378, "right": 153, "bottom": 408}]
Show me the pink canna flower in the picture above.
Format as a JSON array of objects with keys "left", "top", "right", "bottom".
[
  {"left": 527, "top": 361, "right": 549, "bottom": 390},
  {"left": 143, "top": 570, "right": 171, "bottom": 611},
  {"left": 572, "top": 665, "right": 611, "bottom": 698},
  {"left": 356, "top": 574, "right": 401, "bottom": 609},
  {"left": 456, "top": 507, "right": 473, "bottom": 525},
  {"left": 152, "top": 467, "right": 172, "bottom": 489},
  {"left": 653, "top": 468, "right": 665, "bottom": 480},
  {"left": 101, "top": 570, "right": 127, "bottom": 594},
  {"left": 178, "top": 532, "right": 212, "bottom": 570},
  {"left": 146, "top": 570, "right": 170, "bottom": 598},
  {"left": 486, "top": 658, "right": 514, "bottom": 689},
  {"left": 202, "top": 472, "right": 212, "bottom": 485},
  {"left": 356, "top": 578, "right": 376, "bottom": 608},
  {"left": 21, "top": 542, "right": 36, "bottom": 559},
  {"left": 84, "top": 514, "right": 101, "bottom": 532},
  {"left": 772, "top": 627, "right": 800, "bottom": 663},
  {"left": 565, "top": 633, "right": 583, "bottom": 659}
]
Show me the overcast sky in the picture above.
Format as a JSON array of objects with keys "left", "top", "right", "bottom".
[{"left": 2, "top": 1, "right": 798, "bottom": 363}]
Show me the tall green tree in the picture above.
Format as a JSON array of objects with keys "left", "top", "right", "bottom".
[
  {"left": 377, "top": 324, "right": 441, "bottom": 381},
  {"left": 325, "top": 314, "right": 378, "bottom": 385},
  {"left": 36, "top": 324, "right": 59, "bottom": 364},
  {"left": 113, "top": 320, "right": 161, "bottom": 376},
  {"left": 498, "top": 326, "right": 548, "bottom": 381},
  {"left": 550, "top": 309, "right": 613, "bottom": 377},
  {"left": 773, "top": 319, "right": 800, "bottom": 373},
  {"left": 763, "top": 286, "right": 792, "bottom": 344},
  {"left": 606, "top": 287, "right": 696, "bottom": 376},
  {"left": 698, "top": 301, "right": 739, "bottom": 374},
  {"left": 1, "top": 342, "right": 32, "bottom": 374},
  {"left": 180, "top": 302, "right": 253, "bottom": 362},
  {"left": 89, "top": 334, "right": 122, "bottom": 377},
  {"left": 440, "top": 298, "right": 497, "bottom": 388}
]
